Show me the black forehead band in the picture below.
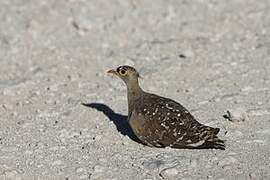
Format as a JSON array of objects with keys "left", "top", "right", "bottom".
[{"left": 117, "top": 66, "right": 134, "bottom": 72}]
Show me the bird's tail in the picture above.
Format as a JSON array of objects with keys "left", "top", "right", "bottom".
[
  {"left": 202, "top": 137, "right": 225, "bottom": 150},
  {"left": 198, "top": 126, "right": 225, "bottom": 150}
]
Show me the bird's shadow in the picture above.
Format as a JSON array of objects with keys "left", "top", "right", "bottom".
[{"left": 82, "top": 103, "right": 143, "bottom": 145}]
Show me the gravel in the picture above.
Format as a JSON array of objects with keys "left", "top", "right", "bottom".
[{"left": 0, "top": 0, "right": 270, "bottom": 179}]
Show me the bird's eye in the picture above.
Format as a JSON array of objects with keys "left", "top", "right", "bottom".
[{"left": 119, "top": 69, "right": 127, "bottom": 76}]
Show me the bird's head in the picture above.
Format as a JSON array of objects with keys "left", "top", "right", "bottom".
[{"left": 107, "top": 65, "right": 140, "bottom": 85}]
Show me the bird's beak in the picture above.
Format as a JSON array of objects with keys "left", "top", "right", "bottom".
[{"left": 107, "top": 69, "right": 118, "bottom": 76}]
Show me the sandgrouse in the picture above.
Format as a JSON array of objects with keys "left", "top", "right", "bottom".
[{"left": 107, "top": 65, "right": 225, "bottom": 150}]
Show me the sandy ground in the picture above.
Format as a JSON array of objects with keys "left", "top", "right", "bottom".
[{"left": 0, "top": 0, "right": 270, "bottom": 179}]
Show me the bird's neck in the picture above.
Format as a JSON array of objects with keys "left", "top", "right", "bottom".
[
  {"left": 127, "top": 81, "right": 143, "bottom": 100},
  {"left": 126, "top": 79, "right": 143, "bottom": 116}
]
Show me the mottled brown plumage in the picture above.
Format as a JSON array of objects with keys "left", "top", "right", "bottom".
[{"left": 107, "top": 65, "right": 225, "bottom": 150}]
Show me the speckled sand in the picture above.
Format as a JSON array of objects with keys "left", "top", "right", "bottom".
[{"left": 0, "top": 0, "right": 269, "bottom": 179}]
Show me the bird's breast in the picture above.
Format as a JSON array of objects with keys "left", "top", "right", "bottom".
[{"left": 129, "top": 110, "right": 146, "bottom": 135}]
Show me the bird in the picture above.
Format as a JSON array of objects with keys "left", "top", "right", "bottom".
[{"left": 107, "top": 65, "right": 225, "bottom": 150}]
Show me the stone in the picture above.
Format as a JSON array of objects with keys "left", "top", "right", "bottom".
[
  {"left": 76, "top": 167, "right": 85, "bottom": 173},
  {"left": 71, "top": 17, "right": 93, "bottom": 35},
  {"left": 223, "top": 107, "right": 249, "bottom": 122},
  {"left": 93, "top": 165, "right": 105, "bottom": 173},
  {"left": 79, "top": 174, "right": 90, "bottom": 180},
  {"left": 159, "top": 166, "right": 179, "bottom": 179},
  {"left": 52, "top": 160, "right": 63, "bottom": 166},
  {"left": 226, "top": 130, "right": 243, "bottom": 138},
  {"left": 218, "top": 156, "right": 238, "bottom": 167}
]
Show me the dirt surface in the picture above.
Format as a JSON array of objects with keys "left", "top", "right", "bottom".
[{"left": 0, "top": 0, "right": 270, "bottom": 179}]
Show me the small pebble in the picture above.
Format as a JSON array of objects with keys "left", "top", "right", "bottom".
[
  {"left": 218, "top": 156, "right": 238, "bottom": 167},
  {"left": 93, "top": 165, "right": 105, "bottom": 173},
  {"left": 226, "top": 130, "right": 243, "bottom": 138},
  {"left": 252, "top": 140, "right": 267, "bottom": 145},
  {"left": 24, "top": 150, "right": 33, "bottom": 155},
  {"left": 76, "top": 167, "right": 85, "bottom": 173},
  {"left": 79, "top": 174, "right": 89, "bottom": 180},
  {"left": 93, "top": 135, "right": 102, "bottom": 141},
  {"left": 2, "top": 103, "right": 13, "bottom": 110},
  {"left": 159, "top": 166, "right": 178, "bottom": 179},
  {"left": 143, "top": 159, "right": 165, "bottom": 171},
  {"left": 241, "top": 86, "right": 253, "bottom": 92},
  {"left": 71, "top": 17, "right": 93, "bottom": 32},
  {"left": 11, "top": 112, "right": 18, "bottom": 116},
  {"left": 257, "top": 101, "right": 263, "bottom": 105},
  {"left": 223, "top": 107, "right": 249, "bottom": 122},
  {"left": 52, "top": 160, "right": 63, "bottom": 166},
  {"left": 178, "top": 54, "right": 186, "bottom": 58},
  {"left": 198, "top": 101, "right": 208, "bottom": 105},
  {"left": 249, "top": 172, "right": 257, "bottom": 179}
]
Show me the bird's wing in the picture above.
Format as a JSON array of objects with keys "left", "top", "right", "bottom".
[{"left": 138, "top": 94, "right": 220, "bottom": 147}]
